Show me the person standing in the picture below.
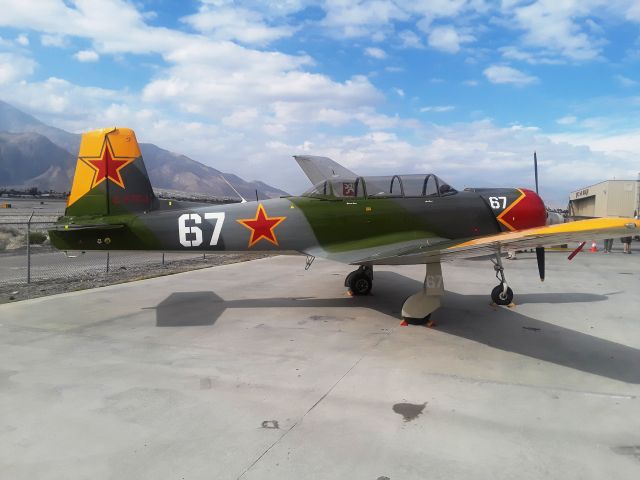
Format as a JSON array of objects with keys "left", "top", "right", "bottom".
[
  {"left": 604, "top": 238, "right": 613, "bottom": 253},
  {"left": 621, "top": 236, "right": 632, "bottom": 254}
]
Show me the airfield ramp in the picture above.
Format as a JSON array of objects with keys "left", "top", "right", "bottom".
[{"left": 1, "top": 254, "right": 639, "bottom": 479}]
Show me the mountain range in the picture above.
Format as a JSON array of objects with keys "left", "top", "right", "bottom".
[{"left": 0, "top": 100, "right": 288, "bottom": 199}]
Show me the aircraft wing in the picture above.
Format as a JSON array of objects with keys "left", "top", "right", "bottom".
[
  {"left": 344, "top": 217, "right": 640, "bottom": 265},
  {"left": 294, "top": 155, "right": 358, "bottom": 185}
]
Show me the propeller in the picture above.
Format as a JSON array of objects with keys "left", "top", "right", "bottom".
[
  {"left": 536, "top": 245, "right": 545, "bottom": 281},
  {"left": 534, "top": 151, "right": 545, "bottom": 281},
  {"left": 568, "top": 241, "right": 586, "bottom": 260}
]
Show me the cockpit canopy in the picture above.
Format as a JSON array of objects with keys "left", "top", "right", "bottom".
[{"left": 302, "top": 174, "right": 457, "bottom": 199}]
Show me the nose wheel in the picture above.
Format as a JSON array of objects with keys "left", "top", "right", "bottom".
[
  {"left": 345, "top": 265, "right": 373, "bottom": 296},
  {"left": 491, "top": 252, "right": 514, "bottom": 306},
  {"left": 491, "top": 284, "right": 514, "bottom": 305}
]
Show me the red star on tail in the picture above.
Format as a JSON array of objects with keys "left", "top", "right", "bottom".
[
  {"left": 82, "top": 139, "right": 135, "bottom": 189},
  {"left": 237, "top": 204, "right": 286, "bottom": 247}
]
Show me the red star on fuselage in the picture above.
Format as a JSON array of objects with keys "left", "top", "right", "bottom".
[
  {"left": 81, "top": 139, "right": 136, "bottom": 189},
  {"left": 237, "top": 203, "right": 286, "bottom": 247}
]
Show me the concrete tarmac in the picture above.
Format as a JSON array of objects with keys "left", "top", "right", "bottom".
[{"left": 1, "top": 253, "right": 640, "bottom": 479}]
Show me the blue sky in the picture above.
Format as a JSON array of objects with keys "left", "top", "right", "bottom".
[{"left": 1, "top": 0, "right": 639, "bottom": 205}]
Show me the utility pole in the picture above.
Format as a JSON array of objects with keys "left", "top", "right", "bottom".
[
  {"left": 636, "top": 172, "right": 640, "bottom": 217},
  {"left": 27, "top": 211, "right": 34, "bottom": 284}
]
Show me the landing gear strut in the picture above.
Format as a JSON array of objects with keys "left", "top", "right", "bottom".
[
  {"left": 345, "top": 265, "right": 373, "bottom": 296},
  {"left": 491, "top": 251, "right": 514, "bottom": 306},
  {"left": 402, "top": 262, "right": 444, "bottom": 325}
]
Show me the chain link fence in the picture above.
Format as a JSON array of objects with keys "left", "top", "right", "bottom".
[{"left": 0, "top": 215, "right": 214, "bottom": 288}]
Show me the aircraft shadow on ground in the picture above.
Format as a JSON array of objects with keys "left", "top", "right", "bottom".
[{"left": 153, "top": 271, "right": 640, "bottom": 384}]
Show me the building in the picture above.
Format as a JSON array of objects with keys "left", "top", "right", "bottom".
[{"left": 569, "top": 179, "right": 639, "bottom": 218}]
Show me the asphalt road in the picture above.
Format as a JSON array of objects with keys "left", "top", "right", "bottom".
[
  {"left": 0, "top": 197, "right": 66, "bottom": 221},
  {"left": 0, "top": 249, "right": 207, "bottom": 284}
]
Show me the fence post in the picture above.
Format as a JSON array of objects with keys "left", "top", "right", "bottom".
[
  {"left": 162, "top": 253, "right": 165, "bottom": 265},
  {"left": 106, "top": 252, "right": 110, "bottom": 273},
  {"left": 27, "top": 211, "right": 34, "bottom": 284}
]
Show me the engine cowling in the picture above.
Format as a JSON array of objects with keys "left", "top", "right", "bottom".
[{"left": 469, "top": 187, "right": 547, "bottom": 232}]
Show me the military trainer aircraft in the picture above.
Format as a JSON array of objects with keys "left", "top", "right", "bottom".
[{"left": 49, "top": 128, "right": 639, "bottom": 323}]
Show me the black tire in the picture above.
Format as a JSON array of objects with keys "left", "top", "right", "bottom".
[
  {"left": 349, "top": 272, "right": 372, "bottom": 295},
  {"left": 491, "top": 285, "right": 513, "bottom": 305},
  {"left": 403, "top": 314, "right": 431, "bottom": 325},
  {"left": 344, "top": 271, "right": 355, "bottom": 287},
  {"left": 363, "top": 266, "right": 373, "bottom": 280}
]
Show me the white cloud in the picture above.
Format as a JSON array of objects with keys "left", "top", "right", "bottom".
[
  {"left": 556, "top": 115, "right": 577, "bottom": 125},
  {"left": 0, "top": 53, "right": 36, "bottom": 85},
  {"left": 0, "top": 1, "right": 383, "bottom": 131},
  {"left": 0, "top": 76, "right": 122, "bottom": 130},
  {"left": 181, "top": 5, "right": 295, "bottom": 45},
  {"left": 407, "top": 0, "right": 476, "bottom": 23},
  {"left": 427, "top": 26, "right": 473, "bottom": 53},
  {"left": 462, "top": 79, "right": 478, "bottom": 86},
  {"left": 142, "top": 49, "right": 380, "bottom": 117},
  {"left": 393, "top": 87, "right": 405, "bottom": 97},
  {"left": 615, "top": 74, "right": 638, "bottom": 87},
  {"left": 15, "top": 34, "right": 29, "bottom": 46},
  {"left": 483, "top": 65, "right": 538, "bottom": 86},
  {"left": 578, "top": 116, "right": 615, "bottom": 130},
  {"left": 41, "top": 34, "right": 68, "bottom": 47},
  {"left": 365, "top": 47, "right": 387, "bottom": 59},
  {"left": 502, "top": 1, "right": 606, "bottom": 61},
  {"left": 371, "top": 31, "right": 386, "bottom": 42},
  {"left": 318, "top": 0, "right": 480, "bottom": 40},
  {"left": 222, "top": 107, "right": 259, "bottom": 128},
  {"left": 320, "top": 0, "right": 407, "bottom": 38},
  {"left": 499, "top": 46, "right": 563, "bottom": 65},
  {"left": 74, "top": 50, "right": 99, "bottom": 62},
  {"left": 626, "top": 1, "right": 640, "bottom": 21},
  {"left": 398, "top": 29, "right": 423, "bottom": 48},
  {"left": 0, "top": 0, "right": 188, "bottom": 55},
  {"left": 420, "top": 105, "right": 455, "bottom": 112},
  {"left": 550, "top": 128, "right": 640, "bottom": 164}
]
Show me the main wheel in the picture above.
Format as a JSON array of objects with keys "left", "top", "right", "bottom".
[
  {"left": 344, "top": 271, "right": 356, "bottom": 287},
  {"left": 349, "top": 272, "right": 372, "bottom": 295},
  {"left": 403, "top": 313, "right": 431, "bottom": 325},
  {"left": 363, "top": 266, "right": 373, "bottom": 280},
  {"left": 491, "top": 285, "right": 513, "bottom": 305}
]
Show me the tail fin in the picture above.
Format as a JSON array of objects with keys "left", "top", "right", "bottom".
[
  {"left": 293, "top": 155, "right": 358, "bottom": 185},
  {"left": 66, "top": 127, "right": 157, "bottom": 217}
]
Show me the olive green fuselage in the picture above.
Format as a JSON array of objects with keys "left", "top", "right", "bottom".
[{"left": 50, "top": 190, "right": 506, "bottom": 264}]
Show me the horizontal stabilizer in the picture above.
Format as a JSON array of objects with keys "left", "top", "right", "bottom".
[
  {"left": 49, "top": 224, "right": 126, "bottom": 231},
  {"left": 294, "top": 155, "right": 358, "bottom": 185}
]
